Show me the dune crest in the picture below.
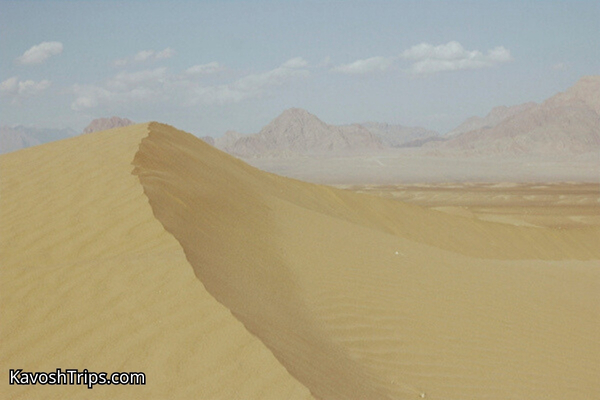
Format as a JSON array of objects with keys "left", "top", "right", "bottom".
[
  {"left": 133, "top": 123, "right": 599, "bottom": 399},
  {"left": 0, "top": 123, "right": 313, "bottom": 399},
  {"left": 2, "top": 122, "right": 598, "bottom": 399}
]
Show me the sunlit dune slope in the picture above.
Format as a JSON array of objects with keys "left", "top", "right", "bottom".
[
  {"left": 134, "top": 123, "right": 599, "bottom": 399},
  {"left": 0, "top": 124, "right": 313, "bottom": 400},
  {"left": 2, "top": 122, "right": 599, "bottom": 400}
]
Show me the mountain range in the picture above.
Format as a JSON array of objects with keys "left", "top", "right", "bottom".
[
  {"left": 0, "top": 117, "right": 136, "bottom": 154},
  {"left": 446, "top": 102, "right": 537, "bottom": 137},
  {"left": 2, "top": 76, "right": 597, "bottom": 158},
  {"left": 216, "top": 108, "right": 385, "bottom": 157},
  {"left": 213, "top": 110, "right": 443, "bottom": 157},
  {"left": 82, "top": 116, "right": 135, "bottom": 134},
  {"left": 355, "top": 121, "right": 440, "bottom": 147},
  {"left": 214, "top": 76, "right": 599, "bottom": 158},
  {"left": 0, "top": 125, "right": 77, "bottom": 154},
  {"left": 432, "top": 76, "right": 600, "bottom": 155}
]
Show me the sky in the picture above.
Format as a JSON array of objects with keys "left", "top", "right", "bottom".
[{"left": 1, "top": 0, "right": 598, "bottom": 136}]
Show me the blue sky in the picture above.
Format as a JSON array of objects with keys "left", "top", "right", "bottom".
[{"left": 1, "top": 0, "right": 598, "bottom": 136}]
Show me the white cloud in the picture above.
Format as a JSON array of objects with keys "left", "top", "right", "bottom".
[
  {"left": 332, "top": 56, "right": 393, "bottom": 75},
  {"left": 71, "top": 57, "right": 309, "bottom": 111},
  {"left": 233, "top": 59, "right": 309, "bottom": 93},
  {"left": 402, "top": 41, "right": 467, "bottom": 60},
  {"left": 71, "top": 92, "right": 100, "bottom": 111},
  {"left": 156, "top": 48, "right": 176, "bottom": 59},
  {"left": 282, "top": 57, "right": 309, "bottom": 68},
  {"left": 185, "top": 62, "right": 222, "bottom": 75},
  {"left": 18, "top": 79, "right": 51, "bottom": 96},
  {"left": 187, "top": 58, "right": 310, "bottom": 105},
  {"left": 71, "top": 68, "right": 167, "bottom": 111},
  {"left": 133, "top": 50, "right": 155, "bottom": 62},
  {"left": 317, "top": 56, "right": 333, "bottom": 68},
  {"left": 1, "top": 76, "right": 51, "bottom": 101},
  {"left": 108, "top": 68, "right": 168, "bottom": 90},
  {"left": 0, "top": 77, "right": 18, "bottom": 94},
  {"left": 487, "top": 46, "right": 512, "bottom": 63},
  {"left": 552, "top": 62, "right": 568, "bottom": 71},
  {"left": 114, "top": 48, "right": 176, "bottom": 67},
  {"left": 71, "top": 82, "right": 162, "bottom": 111},
  {"left": 401, "top": 41, "right": 512, "bottom": 74},
  {"left": 17, "top": 41, "right": 63, "bottom": 65}
]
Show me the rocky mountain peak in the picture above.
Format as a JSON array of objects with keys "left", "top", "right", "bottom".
[{"left": 83, "top": 117, "right": 135, "bottom": 134}]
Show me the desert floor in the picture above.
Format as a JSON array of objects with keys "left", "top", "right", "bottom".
[
  {"left": 1, "top": 123, "right": 598, "bottom": 399},
  {"left": 338, "top": 182, "right": 600, "bottom": 229},
  {"left": 245, "top": 150, "right": 599, "bottom": 184}
]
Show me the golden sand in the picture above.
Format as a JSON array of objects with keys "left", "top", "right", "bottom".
[
  {"left": 0, "top": 124, "right": 312, "bottom": 399},
  {"left": 341, "top": 182, "right": 600, "bottom": 228},
  {"left": 1, "top": 123, "right": 599, "bottom": 399}
]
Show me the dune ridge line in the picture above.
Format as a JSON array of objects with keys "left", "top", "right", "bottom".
[
  {"left": 131, "top": 122, "right": 600, "bottom": 399},
  {"left": 0, "top": 123, "right": 315, "bottom": 400}
]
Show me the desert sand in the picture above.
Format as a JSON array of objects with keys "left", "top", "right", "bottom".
[
  {"left": 1, "top": 123, "right": 599, "bottom": 399},
  {"left": 340, "top": 182, "right": 600, "bottom": 228}
]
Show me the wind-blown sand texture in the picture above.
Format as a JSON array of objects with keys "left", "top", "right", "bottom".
[{"left": 1, "top": 123, "right": 599, "bottom": 399}]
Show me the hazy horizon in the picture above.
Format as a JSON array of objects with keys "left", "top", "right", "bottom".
[{"left": 1, "top": 0, "right": 598, "bottom": 137}]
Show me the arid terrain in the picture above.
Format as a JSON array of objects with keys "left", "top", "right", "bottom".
[
  {"left": 1, "top": 123, "right": 598, "bottom": 399},
  {"left": 244, "top": 151, "right": 599, "bottom": 184},
  {"left": 2, "top": 2, "right": 598, "bottom": 398},
  {"left": 339, "top": 182, "right": 600, "bottom": 228}
]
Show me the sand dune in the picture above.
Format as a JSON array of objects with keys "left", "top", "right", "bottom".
[
  {"left": 2, "top": 123, "right": 599, "bottom": 399},
  {"left": 0, "top": 124, "right": 312, "bottom": 400}
]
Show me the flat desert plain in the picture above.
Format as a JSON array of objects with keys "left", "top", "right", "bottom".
[
  {"left": 338, "top": 182, "right": 600, "bottom": 228},
  {"left": 244, "top": 150, "right": 599, "bottom": 185},
  {"left": 1, "top": 123, "right": 599, "bottom": 399}
]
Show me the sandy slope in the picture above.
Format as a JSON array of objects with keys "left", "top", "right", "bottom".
[
  {"left": 2, "top": 122, "right": 599, "bottom": 399},
  {"left": 0, "top": 124, "right": 313, "bottom": 399}
]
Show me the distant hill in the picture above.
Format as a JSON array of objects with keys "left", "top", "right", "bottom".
[
  {"left": 447, "top": 102, "right": 537, "bottom": 137},
  {"left": 431, "top": 76, "right": 600, "bottom": 155},
  {"left": 83, "top": 116, "right": 135, "bottom": 134},
  {"left": 217, "top": 108, "right": 384, "bottom": 157},
  {"left": 214, "top": 130, "right": 243, "bottom": 150},
  {"left": 0, "top": 125, "right": 77, "bottom": 154},
  {"left": 356, "top": 122, "right": 439, "bottom": 147},
  {"left": 200, "top": 136, "right": 215, "bottom": 146},
  {"left": 1, "top": 116, "right": 136, "bottom": 154},
  {"left": 400, "top": 135, "right": 446, "bottom": 148}
]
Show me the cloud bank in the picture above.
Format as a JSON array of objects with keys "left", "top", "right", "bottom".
[
  {"left": 1, "top": 76, "right": 51, "bottom": 101},
  {"left": 332, "top": 56, "right": 393, "bottom": 75},
  {"left": 401, "top": 41, "right": 512, "bottom": 74},
  {"left": 329, "top": 42, "right": 511, "bottom": 76},
  {"left": 185, "top": 62, "right": 223, "bottom": 75},
  {"left": 68, "top": 39, "right": 513, "bottom": 114},
  {"left": 17, "top": 42, "right": 63, "bottom": 65},
  {"left": 71, "top": 58, "right": 309, "bottom": 111}
]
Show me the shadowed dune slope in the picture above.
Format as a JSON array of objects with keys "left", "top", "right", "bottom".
[
  {"left": 133, "top": 123, "right": 599, "bottom": 399},
  {"left": 2, "top": 122, "right": 599, "bottom": 399},
  {"left": 0, "top": 124, "right": 313, "bottom": 400}
]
